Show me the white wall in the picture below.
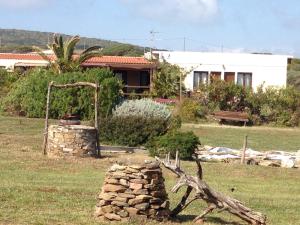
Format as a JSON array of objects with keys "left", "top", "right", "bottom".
[
  {"left": 151, "top": 51, "right": 292, "bottom": 91},
  {"left": 0, "top": 59, "right": 48, "bottom": 71}
]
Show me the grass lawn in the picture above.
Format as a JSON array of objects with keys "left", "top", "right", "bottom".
[
  {"left": 182, "top": 123, "right": 300, "bottom": 151},
  {"left": 0, "top": 116, "right": 299, "bottom": 225}
]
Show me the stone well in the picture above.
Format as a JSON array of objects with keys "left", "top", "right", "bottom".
[
  {"left": 95, "top": 161, "right": 170, "bottom": 222},
  {"left": 47, "top": 125, "right": 97, "bottom": 158}
]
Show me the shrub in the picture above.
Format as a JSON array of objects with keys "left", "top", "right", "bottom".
[
  {"left": 1, "top": 68, "right": 122, "bottom": 119},
  {"left": 113, "top": 98, "right": 171, "bottom": 120},
  {"left": 152, "top": 61, "right": 186, "bottom": 98},
  {"left": 99, "top": 116, "right": 169, "bottom": 147},
  {"left": 0, "top": 69, "right": 19, "bottom": 99},
  {"left": 178, "top": 98, "right": 210, "bottom": 122},
  {"left": 147, "top": 131, "right": 200, "bottom": 160}
]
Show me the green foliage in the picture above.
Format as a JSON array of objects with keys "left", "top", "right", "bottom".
[
  {"left": 147, "top": 130, "right": 200, "bottom": 160},
  {"left": 190, "top": 80, "right": 300, "bottom": 126},
  {"left": 178, "top": 98, "right": 205, "bottom": 122},
  {"left": 245, "top": 86, "right": 300, "bottom": 126},
  {"left": 99, "top": 116, "right": 169, "bottom": 147},
  {"left": 287, "top": 58, "right": 300, "bottom": 91},
  {"left": 198, "top": 79, "right": 250, "bottom": 111},
  {"left": 152, "top": 61, "right": 186, "bottom": 98},
  {"left": 1, "top": 68, "right": 122, "bottom": 119},
  {"left": 36, "top": 35, "right": 103, "bottom": 74},
  {"left": 113, "top": 99, "right": 171, "bottom": 120},
  {"left": 0, "top": 69, "right": 19, "bottom": 99},
  {"left": 100, "top": 99, "right": 173, "bottom": 146}
]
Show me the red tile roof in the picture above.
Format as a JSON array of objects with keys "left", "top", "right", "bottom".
[{"left": 0, "top": 53, "right": 154, "bottom": 66}]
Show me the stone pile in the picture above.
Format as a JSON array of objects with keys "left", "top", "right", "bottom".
[
  {"left": 95, "top": 162, "right": 170, "bottom": 222},
  {"left": 47, "top": 125, "right": 97, "bottom": 158}
]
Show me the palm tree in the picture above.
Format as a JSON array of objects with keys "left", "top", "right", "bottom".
[{"left": 35, "top": 34, "right": 102, "bottom": 74}]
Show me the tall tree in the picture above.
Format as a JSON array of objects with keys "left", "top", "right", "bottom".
[
  {"left": 35, "top": 34, "right": 102, "bottom": 74},
  {"left": 152, "top": 61, "right": 186, "bottom": 98}
]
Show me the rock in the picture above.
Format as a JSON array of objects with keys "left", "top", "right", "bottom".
[
  {"left": 103, "top": 184, "right": 126, "bottom": 193},
  {"left": 104, "top": 213, "right": 121, "bottom": 221},
  {"left": 118, "top": 210, "right": 129, "bottom": 218},
  {"left": 99, "top": 192, "right": 116, "bottom": 201},
  {"left": 118, "top": 193, "right": 136, "bottom": 199},
  {"left": 145, "top": 161, "right": 160, "bottom": 169},
  {"left": 125, "top": 207, "right": 139, "bottom": 216},
  {"left": 105, "top": 178, "right": 120, "bottom": 185},
  {"left": 135, "top": 203, "right": 150, "bottom": 211},
  {"left": 114, "top": 196, "right": 128, "bottom": 202},
  {"left": 111, "top": 201, "right": 129, "bottom": 207},
  {"left": 94, "top": 207, "right": 104, "bottom": 216},
  {"left": 129, "top": 182, "right": 143, "bottom": 190},
  {"left": 109, "top": 164, "right": 126, "bottom": 172},
  {"left": 119, "top": 179, "right": 129, "bottom": 187},
  {"left": 133, "top": 189, "right": 149, "bottom": 195},
  {"left": 102, "top": 205, "right": 114, "bottom": 213},
  {"left": 130, "top": 179, "right": 148, "bottom": 185},
  {"left": 129, "top": 165, "right": 145, "bottom": 170},
  {"left": 128, "top": 197, "right": 147, "bottom": 206}
]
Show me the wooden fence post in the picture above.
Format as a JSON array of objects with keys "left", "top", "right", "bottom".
[
  {"left": 95, "top": 82, "right": 101, "bottom": 158},
  {"left": 42, "top": 81, "right": 53, "bottom": 155},
  {"left": 241, "top": 135, "right": 248, "bottom": 164}
]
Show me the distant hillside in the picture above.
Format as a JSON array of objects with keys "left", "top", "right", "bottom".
[{"left": 0, "top": 28, "right": 147, "bottom": 56}]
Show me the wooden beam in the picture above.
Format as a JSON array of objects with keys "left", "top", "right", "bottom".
[
  {"left": 94, "top": 82, "right": 101, "bottom": 158},
  {"left": 52, "top": 82, "right": 97, "bottom": 89},
  {"left": 42, "top": 81, "right": 53, "bottom": 155}
]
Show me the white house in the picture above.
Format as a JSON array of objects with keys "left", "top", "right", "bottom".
[{"left": 149, "top": 51, "right": 293, "bottom": 91}]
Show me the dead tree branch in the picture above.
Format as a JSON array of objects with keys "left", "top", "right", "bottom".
[{"left": 155, "top": 152, "right": 266, "bottom": 225}]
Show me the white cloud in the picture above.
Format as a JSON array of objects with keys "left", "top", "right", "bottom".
[
  {"left": 120, "top": 0, "right": 219, "bottom": 23},
  {"left": 0, "top": 0, "right": 50, "bottom": 8}
]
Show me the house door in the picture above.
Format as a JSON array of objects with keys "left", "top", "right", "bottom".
[
  {"left": 210, "top": 71, "right": 221, "bottom": 83},
  {"left": 224, "top": 72, "right": 235, "bottom": 83}
]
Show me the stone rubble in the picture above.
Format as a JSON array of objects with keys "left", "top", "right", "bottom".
[{"left": 95, "top": 161, "right": 170, "bottom": 222}]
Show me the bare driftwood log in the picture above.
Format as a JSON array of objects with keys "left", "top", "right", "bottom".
[{"left": 155, "top": 152, "right": 266, "bottom": 225}]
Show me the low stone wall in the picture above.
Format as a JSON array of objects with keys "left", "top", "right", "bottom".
[
  {"left": 47, "top": 125, "right": 97, "bottom": 158},
  {"left": 95, "top": 162, "right": 170, "bottom": 222}
]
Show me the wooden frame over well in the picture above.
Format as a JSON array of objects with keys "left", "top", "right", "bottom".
[{"left": 42, "top": 81, "right": 101, "bottom": 157}]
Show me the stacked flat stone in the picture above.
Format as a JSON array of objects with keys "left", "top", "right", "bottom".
[
  {"left": 95, "top": 162, "right": 170, "bottom": 222},
  {"left": 47, "top": 125, "right": 97, "bottom": 158}
]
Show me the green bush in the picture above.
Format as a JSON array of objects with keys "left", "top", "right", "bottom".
[
  {"left": 113, "top": 98, "right": 171, "bottom": 120},
  {"left": 178, "top": 98, "right": 210, "bottom": 122},
  {"left": 193, "top": 80, "right": 300, "bottom": 127},
  {"left": 0, "top": 69, "right": 19, "bottom": 99},
  {"left": 99, "top": 116, "right": 169, "bottom": 147},
  {"left": 147, "top": 131, "right": 200, "bottom": 160},
  {"left": 1, "top": 68, "right": 122, "bottom": 119}
]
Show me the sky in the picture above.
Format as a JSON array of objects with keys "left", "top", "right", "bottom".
[{"left": 0, "top": 0, "right": 299, "bottom": 56}]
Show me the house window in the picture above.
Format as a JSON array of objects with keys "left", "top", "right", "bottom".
[
  {"left": 224, "top": 72, "right": 235, "bottom": 83},
  {"left": 140, "top": 71, "right": 150, "bottom": 86},
  {"left": 237, "top": 72, "right": 252, "bottom": 87},
  {"left": 193, "top": 71, "right": 208, "bottom": 89},
  {"left": 114, "top": 70, "right": 127, "bottom": 85}
]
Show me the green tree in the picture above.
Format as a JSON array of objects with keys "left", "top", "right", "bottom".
[
  {"left": 35, "top": 34, "right": 103, "bottom": 74},
  {"left": 287, "top": 58, "right": 300, "bottom": 90},
  {"left": 152, "top": 61, "right": 186, "bottom": 98}
]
